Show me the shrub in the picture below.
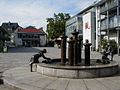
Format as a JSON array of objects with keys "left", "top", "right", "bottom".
[
  {"left": 101, "top": 39, "right": 108, "bottom": 49},
  {"left": 99, "top": 39, "right": 117, "bottom": 54},
  {"left": 108, "top": 40, "right": 117, "bottom": 53}
]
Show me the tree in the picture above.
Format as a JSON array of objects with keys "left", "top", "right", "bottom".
[{"left": 46, "top": 13, "right": 71, "bottom": 39}]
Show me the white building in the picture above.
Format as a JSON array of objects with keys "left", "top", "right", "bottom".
[
  {"left": 95, "top": 0, "right": 120, "bottom": 54},
  {"left": 14, "top": 27, "right": 47, "bottom": 47},
  {"left": 66, "top": 0, "right": 120, "bottom": 53},
  {"left": 66, "top": 4, "right": 96, "bottom": 50},
  {"left": 66, "top": 15, "right": 83, "bottom": 38}
]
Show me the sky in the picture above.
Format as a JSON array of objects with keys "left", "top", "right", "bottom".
[{"left": 0, "top": 0, "right": 96, "bottom": 30}]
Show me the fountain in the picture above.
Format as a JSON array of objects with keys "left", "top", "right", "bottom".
[{"left": 33, "top": 30, "right": 119, "bottom": 79}]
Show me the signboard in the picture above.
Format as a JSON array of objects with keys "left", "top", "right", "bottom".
[{"left": 83, "top": 12, "right": 92, "bottom": 43}]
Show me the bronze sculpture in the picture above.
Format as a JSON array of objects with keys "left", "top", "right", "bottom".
[
  {"left": 102, "top": 44, "right": 113, "bottom": 64},
  {"left": 29, "top": 49, "right": 51, "bottom": 72}
]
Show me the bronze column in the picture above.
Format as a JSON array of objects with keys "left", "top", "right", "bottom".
[
  {"left": 68, "top": 37, "right": 74, "bottom": 66},
  {"left": 61, "top": 35, "right": 67, "bottom": 65},
  {"left": 71, "top": 29, "right": 79, "bottom": 66},
  {"left": 83, "top": 40, "right": 92, "bottom": 66},
  {"left": 77, "top": 37, "right": 82, "bottom": 63}
]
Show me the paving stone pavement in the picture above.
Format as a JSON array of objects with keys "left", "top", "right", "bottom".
[
  {"left": 3, "top": 66, "right": 120, "bottom": 90},
  {"left": 0, "top": 47, "right": 120, "bottom": 90}
]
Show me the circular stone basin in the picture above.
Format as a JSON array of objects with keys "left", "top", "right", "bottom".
[{"left": 33, "top": 59, "right": 119, "bottom": 79}]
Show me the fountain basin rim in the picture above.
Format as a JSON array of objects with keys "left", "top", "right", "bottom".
[
  {"left": 36, "top": 61, "right": 118, "bottom": 70},
  {"left": 34, "top": 59, "right": 119, "bottom": 79}
]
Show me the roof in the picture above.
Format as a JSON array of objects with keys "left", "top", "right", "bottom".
[
  {"left": 0, "top": 26, "right": 7, "bottom": 33},
  {"left": 17, "top": 28, "right": 46, "bottom": 34},
  {"left": 1, "top": 22, "right": 19, "bottom": 30}
]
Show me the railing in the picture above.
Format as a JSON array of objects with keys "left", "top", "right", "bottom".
[
  {"left": 108, "top": 0, "right": 117, "bottom": 9},
  {"left": 100, "top": 16, "right": 120, "bottom": 29},
  {"left": 117, "top": 16, "right": 120, "bottom": 26},
  {"left": 109, "top": 16, "right": 120, "bottom": 28},
  {"left": 100, "top": 7, "right": 107, "bottom": 14},
  {"left": 101, "top": 24, "right": 107, "bottom": 30},
  {"left": 109, "top": 20, "right": 116, "bottom": 28},
  {"left": 109, "top": 23, "right": 118, "bottom": 28},
  {"left": 22, "top": 38, "right": 40, "bottom": 40}
]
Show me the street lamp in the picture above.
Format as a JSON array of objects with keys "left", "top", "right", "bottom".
[{"left": 116, "top": 27, "right": 120, "bottom": 56}]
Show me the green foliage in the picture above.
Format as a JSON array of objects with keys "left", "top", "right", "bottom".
[
  {"left": 46, "top": 13, "right": 71, "bottom": 39},
  {"left": 108, "top": 40, "right": 117, "bottom": 52},
  {"left": 100, "top": 39, "right": 117, "bottom": 53},
  {"left": 101, "top": 39, "right": 108, "bottom": 49}
]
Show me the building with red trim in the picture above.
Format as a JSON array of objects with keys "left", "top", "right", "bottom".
[{"left": 14, "top": 27, "right": 47, "bottom": 47}]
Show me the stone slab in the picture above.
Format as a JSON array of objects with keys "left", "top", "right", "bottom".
[
  {"left": 66, "top": 79, "right": 87, "bottom": 90},
  {"left": 3, "top": 66, "right": 120, "bottom": 90}
]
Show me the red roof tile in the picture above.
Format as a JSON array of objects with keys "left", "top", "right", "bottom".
[{"left": 17, "top": 28, "right": 46, "bottom": 34}]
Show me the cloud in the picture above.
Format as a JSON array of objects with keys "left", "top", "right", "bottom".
[
  {"left": 0, "top": 0, "right": 57, "bottom": 30},
  {"left": 0, "top": 0, "right": 95, "bottom": 30}
]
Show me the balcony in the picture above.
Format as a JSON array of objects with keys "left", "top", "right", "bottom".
[
  {"left": 109, "top": 22, "right": 117, "bottom": 28},
  {"left": 101, "top": 24, "right": 107, "bottom": 30},
  {"left": 100, "top": 15, "right": 120, "bottom": 30},
  {"left": 100, "top": 7, "right": 107, "bottom": 14},
  {"left": 109, "top": 16, "right": 120, "bottom": 29},
  {"left": 108, "top": 0, "right": 117, "bottom": 10},
  {"left": 117, "top": 16, "right": 120, "bottom": 26},
  {"left": 100, "top": 19, "right": 107, "bottom": 30},
  {"left": 22, "top": 38, "right": 40, "bottom": 41}
]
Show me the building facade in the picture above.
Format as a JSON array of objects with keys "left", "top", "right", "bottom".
[
  {"left": 66, "top": 0, "right": 120, "bottom": 53},
  {"left": 83, "top": 11, "right": 96, "bottom": 50},
  {"left": 0, "top": 27, "right": 9, "bottom": 52},
  {"left": 14, "top": 27, "right": 47, "bottom": 47},
  {"left": 66, "top": 3, "right": 96, "bottom": 50},
  {"left": 95, "top": 0, "right": 120, "bottom": 53},
  {"left": 66, "top": 15, "right": 83, "bottom": 38},
  {"left": 1, "top": 22, "right": 19, "bottom": 33},
  {"left": 1, "top": 22, "right": 22, "bottom": 46}
]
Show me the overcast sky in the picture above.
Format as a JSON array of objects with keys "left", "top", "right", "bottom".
[{"left": 0, "top": 0, "right": 96, "bottom": 30}]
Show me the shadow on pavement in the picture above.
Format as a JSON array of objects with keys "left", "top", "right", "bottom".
[
  {"left": 0, "top": 79, "right": 3, "bottom": 84},
  {"left": 115, "top": 66, "right": 120, "bottom": 76},
  {"left": 0, "top": 72, "right": 3, "bottom": 84},
  {"left": 6, "top": 47, "right": 43, "bottom": 53}
]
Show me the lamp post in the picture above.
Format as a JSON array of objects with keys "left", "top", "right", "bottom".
[{"left": 116, "top": 27, "right": 120, "bottom": 56}]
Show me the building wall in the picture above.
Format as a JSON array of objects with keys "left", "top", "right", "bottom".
[
  {"left": 83, "top": 12, "right": 92, "bottom": 43},
  {"left": 83, "top": 12, "right": 96, "bottom": 50},
  {"left": 14, "top": 33, "right": 47, "bottom": 47},
  {"left": 66, "top": 0, "right": 120, "bottom": 51},
  {"left": 40, "top": 35, "right": 47, "bottom": 46},
  {"left": 14, "top": 33, "right": 22, "bottom": 46},
  {"left": 109, "top": 30, "right": 117, "bottom": 42},
  {"left": 66, "top": 16, "right": 77, "bottom": 38},
  {"left": 66, "top": 15, "right": 82, "bottom": 38}
]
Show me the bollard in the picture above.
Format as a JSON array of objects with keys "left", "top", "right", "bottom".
[
  {"left": 61, "top": 35, "right": 67, "bottom": 65},
  {"left": 83, "top": 40, "right": 92, "bottom": 66},
  {"left": 68, "top": 37, "right": 74, "bottom": 66}
]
